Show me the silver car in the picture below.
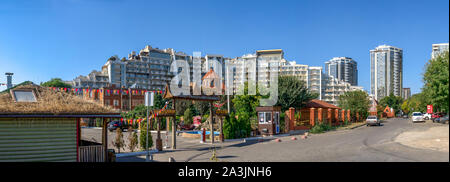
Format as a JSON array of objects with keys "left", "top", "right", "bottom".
[{"left": 366, "top": 116, "right": 380, "bottom": 126}]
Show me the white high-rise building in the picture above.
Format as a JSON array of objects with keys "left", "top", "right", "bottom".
[
  {"left": 431, "top": 43, "right": 449, "bottom": 59},
  {"left": 370, "top": 45, "right": 403, "bottom": 101}
]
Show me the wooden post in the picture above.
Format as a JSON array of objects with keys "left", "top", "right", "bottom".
[
  {"left": 156, "top": 117, "right": 162, "bottom": 151},
  {"left": 210, "top": 102, "right": 214, "bottom": 144},
  {"left": 76, "top": 118, "right": 81, "bottom": 162},
  {"left": 102, "top": 118, "right": 108, "bottom": 162},
  {"left": 219, "top": 117, "right": 224, "bottom": 142},
  {"left": 172, "top": 99, "right": 176, "bottom": 149}
]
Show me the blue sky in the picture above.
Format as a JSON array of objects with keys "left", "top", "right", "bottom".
[{"left": 0, "top": 0, "right": 448, "bottom": 94}]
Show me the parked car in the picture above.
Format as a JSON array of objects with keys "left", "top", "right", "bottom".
[
  {"left": 108, "top": 121, "right": 124, "bottom": 132},
  {"left": 411, "top": 112, "right": 424, "bottom": 123},
  {"left": 423, "top": 113, "right": 432, "bottom": 120},
  {"left": 432, "top": 112, "right": 445, "bottom": 122},
  {"left": 435, "top": 114, "right": 449, "bottom": 124},
  {"left": 366, "top": 115, "right": 380, "bottom": 126},
  {"left": 402, "top": 114, "right": 409, "bottom": 119}
]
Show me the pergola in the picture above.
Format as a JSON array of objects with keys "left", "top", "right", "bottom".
[{"left": 162, "top": 84, "right": 222, "bottom": 149}]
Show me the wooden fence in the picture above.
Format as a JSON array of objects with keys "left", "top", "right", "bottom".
[{"left": 78, "top": 145, "right": 105, "bottom": 162}]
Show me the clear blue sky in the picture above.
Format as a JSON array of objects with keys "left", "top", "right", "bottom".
[{"left": 0, "top": 0, "right": 449, "bottom": 94}]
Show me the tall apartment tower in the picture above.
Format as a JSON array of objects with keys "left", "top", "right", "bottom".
[
  {"left": 325, "top": 57, "right": 358, "bottom": 86},
  {"left": 402, "top": 88, "right": 411, "bottom": 100},
  {"left": 431, "top": 43, "right": 449, "bottom": 59},
  {"left": 370, "top": 45, "right": 403, "bottom": 101}
]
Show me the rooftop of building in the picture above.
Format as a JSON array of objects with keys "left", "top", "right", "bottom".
[{"left": 0, "top": 84, "right": 119, "bottom": 115}]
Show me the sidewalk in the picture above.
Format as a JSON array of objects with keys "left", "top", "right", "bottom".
[{"left": 395, "top": 125, "right": 449, "bottom": 152}]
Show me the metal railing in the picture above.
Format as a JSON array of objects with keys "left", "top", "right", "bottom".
[{"left": 78, "top": 145, "right": 105, "bottom": 162}]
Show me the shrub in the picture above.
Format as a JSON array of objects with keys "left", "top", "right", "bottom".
[
  {"left": 128, "top": 128, "right": 138, "bottom": 152},
  {"left": 112, "top": 128, "right": 125, "bottom": 153},
  {"left": 139, "top": 122, "right": 153, "bottom": 150},
  {"left": 309, "top": 122, "right": 334, "bottom": 134}
]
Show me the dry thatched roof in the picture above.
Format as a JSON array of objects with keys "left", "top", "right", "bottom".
[{"left": 0, "top": 84, "right": 119, "bottom": 115}]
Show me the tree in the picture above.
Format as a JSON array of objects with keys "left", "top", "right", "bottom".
[
  {"left": 401, "top": 100, "right": 410, "bottom": 115},
  {"left": 423, "top": 51, "right": 449, "bottom": 113},
  {"left": 338, "top": 90, "right": 371, "bottom": 122},
  {"left": 40, "top": 78, "right": 72, "bottom": 88},
  {"left": 121, "top": 93, "right": 167, "bottom": 120},
  {"left": 128, "top": 128, "right": 138, "bottom": 152},
  {"left": 139, "top": 121, "right": 153, "bottom": 150},
  {"left": 183, "top": 107, "right": 194, "bottom": 125},
  {"left": 379, "top": 93, "right": 404, "bottom": 115},
  {"left": 407, "top": 92, "right": 430, "bottom": 113},
  {"left": 276, "top": 76, "right": 316, "bottom": 111},
  {"left": 112, "top": 128, "right": 125, "bottom": 153}
]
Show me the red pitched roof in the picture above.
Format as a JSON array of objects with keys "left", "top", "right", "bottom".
[{"left": 304, "top": 99, "right": 341, "bottom": 109}]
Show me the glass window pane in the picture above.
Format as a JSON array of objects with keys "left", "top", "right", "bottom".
[{"left": 13, "top": 90, "right": 37, "bottom": 102}]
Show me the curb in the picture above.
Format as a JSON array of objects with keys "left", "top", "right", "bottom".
[{"left": 347, "top": 123, "right": 366, "bottom": 129}]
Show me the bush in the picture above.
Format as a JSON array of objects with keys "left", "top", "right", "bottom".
[
  {"left": 112, "top": 128, "right": 125, "bottom": 153},
  {"left": 128, "top": 128, "right": 138, "bottom": 152},
  {"left": 310, "top": 122, "right": 334, "bottom": 134},
  {"left": 139, "top": 122, "right": 153, "bottom": 150}
]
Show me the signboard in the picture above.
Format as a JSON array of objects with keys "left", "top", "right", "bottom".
[
  {"left": 145, "top": 92, "right": 154, "bottom": 106},
  {"left": 427, "top": 105, "right": 433, "bottom": 114},
  {"left": 215, "top": 109, "right": 229, "bottom": 116}
]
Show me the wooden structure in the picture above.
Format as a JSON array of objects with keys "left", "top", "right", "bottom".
[
  {"left": 151, "top": 109, "right": 176, "bottom": 151},
  {"left": 256, "top": 106, "right": 282, "bottom": 136},
  {"left": 163, "top": 83, "right": 221, "bottom": 148},
  {"left": 0, "top": 84, "right": 121, "bottom": 162}
]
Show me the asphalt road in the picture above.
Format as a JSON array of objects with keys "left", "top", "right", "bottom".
[
  {"left": 84, "top": 118, "right": 449, "bottom": 162},
  {"left": 153, "top": 117, "right": 449, "bottom": 162}
]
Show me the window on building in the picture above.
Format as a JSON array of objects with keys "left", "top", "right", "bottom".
[
  {"left": 113, "top": 100, "right": 119, "bottom": 106},
  {"left": 12, "top": 90, "right": 37, "bottom": 102}
]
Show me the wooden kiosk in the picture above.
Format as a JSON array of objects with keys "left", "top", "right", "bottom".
[{"left": 256, "top": 106, "right": 282, "bottom": 136}]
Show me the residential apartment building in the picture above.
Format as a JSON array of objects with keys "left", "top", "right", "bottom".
[
  {"left": 230, "top": 49, "right": 283, "bottom": 94},
  {"left": 322, "top": 74, "right": 363, "bottom": 106},
  {"left": 325, "top": 57, "right": 358, "bottom": 86},
  {"left": 370, "top": 45, "right": 403, "bottom": 101},
  {"left": 431, "top": 43, "right": 449, "bottom": 59},
  {"left": 69, "top": 45, "right": 175, "bottom": 91},
  {"left": 402, "top": 88, "right": 411, "bottom": 100},
  {"left": 279, "top": 59, "right": 363, "bottom": 105}
]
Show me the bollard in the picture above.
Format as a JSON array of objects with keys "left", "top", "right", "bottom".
[{"left": 200, "top": 128, "right": 206, "bottom": 143}]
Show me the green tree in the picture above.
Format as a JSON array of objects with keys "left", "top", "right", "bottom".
[
  {"left": 112, "top": 128, "right": 125, "bottom": 153},
  {"left": 40, "top": 78, "right": 72, "bottom": 88},
  {"left": 183, "top": 108, "right": 194, "bottom": 125},
  {"left": 423, "top": 51, "right": 449, "bottom": 113},
  {"left": 407, "top": 92, "right": 430, "bottom": 113},
  {"left": 139, "top": 122, "right": 153, "bottom": 150},
  {"left": 338, "top": 90, "right": 371, "bottom": 122},
  {"left": 401, "top": 100, "right": 410, "bottom": 115},
  {"left": 379, "top": 93, "right": 404, "bottom": 115},
  {"left": 276, "top": 76, "right": 317, "bottom": 111},
  {"left": 128, "top": 128, "right": 138, "bottom": 152}
]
